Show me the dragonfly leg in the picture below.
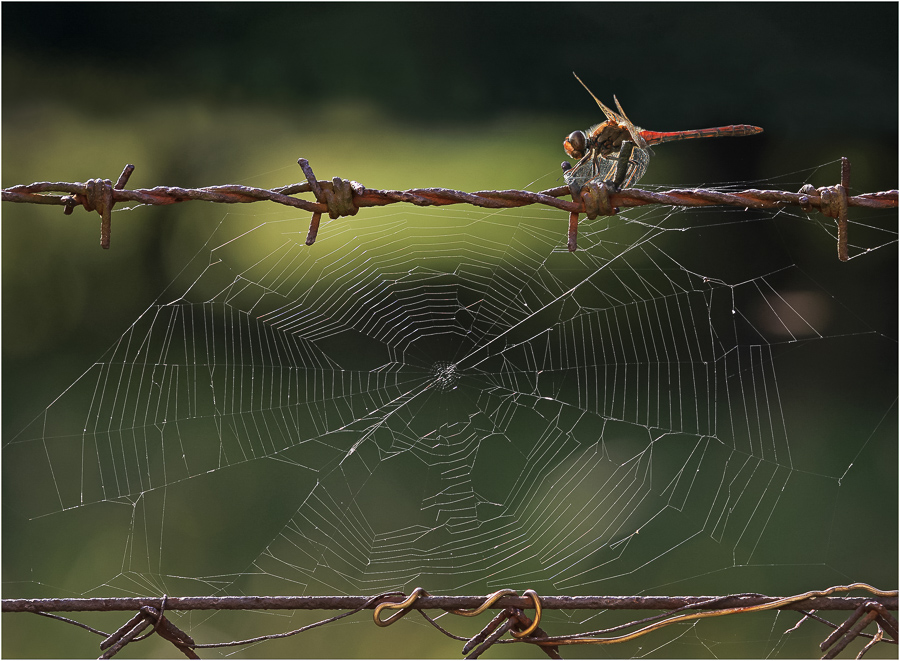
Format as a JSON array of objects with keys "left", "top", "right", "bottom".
[
  {"left": 611, "top": 141, "right": 635, "bottom": 190},
  {"left": 561, "top": 161, "right": 583, "bottom": 200}
]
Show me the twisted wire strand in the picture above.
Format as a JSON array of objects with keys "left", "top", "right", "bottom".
[
  {"left": 5, "top": 587, "right": 896, "bottom": 657},
  {"left": 5, "top": 592, "right": 897, "bottom": 613},
  {"left": 3, "top": 158, "right": 896, "bottom": 257},
  {"left": 4, "top": 171, "right": 895, "bottom": 214}
]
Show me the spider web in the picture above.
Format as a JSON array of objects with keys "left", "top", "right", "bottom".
[{"left": 4, "top": 163, "right": 897, "bottom": 657}]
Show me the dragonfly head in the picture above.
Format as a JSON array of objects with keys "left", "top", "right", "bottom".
[{"left": 563, "top": 130, "right": 586, "bottom": 160}]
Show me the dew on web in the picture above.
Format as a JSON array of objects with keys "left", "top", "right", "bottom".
[{"left": 3, "top": 162, "right": 896, "bottom": 656}]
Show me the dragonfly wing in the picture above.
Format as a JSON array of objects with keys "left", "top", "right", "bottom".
[
  {"left": 620, "top": 146, "right": 651, "bottom": 188},
  {"left": 573, "top": 72, "right": 623, "bottom": 124},
  {"left": 612, "top": 95, "right": 649, "bottom": 149}
]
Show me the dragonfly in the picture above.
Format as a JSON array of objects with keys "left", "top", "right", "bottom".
[{"left": 562, "top": 73, "right": 763, "bottom": 193}]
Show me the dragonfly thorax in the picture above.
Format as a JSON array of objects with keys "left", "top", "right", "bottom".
[{"left": 587, "top": 121, "right": 635, "bottom": 156}]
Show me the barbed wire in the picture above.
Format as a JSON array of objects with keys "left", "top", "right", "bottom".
[
  {"left": 2, "top": 157, "right": 896, "bottom": 259},
  {"left": 4, "top": 585, "right": 897, "bottom": 659}
]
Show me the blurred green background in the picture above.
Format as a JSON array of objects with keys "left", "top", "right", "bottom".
[{"left": 2, "top": 3, "right": 897, "bottom": 658}]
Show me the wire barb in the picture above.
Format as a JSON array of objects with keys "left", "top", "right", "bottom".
[{"left": 297, "top": 158, "right": 361, "bottom": 245}]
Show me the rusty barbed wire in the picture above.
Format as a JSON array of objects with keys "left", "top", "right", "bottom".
[{"left": 2, "top": 157, "right": 896, "bottom": 260}]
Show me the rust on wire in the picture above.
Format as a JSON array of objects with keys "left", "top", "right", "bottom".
[
  {"left": 4, "top": 592, "right": 898, "bottom": 614},
  {"left": 2, "top": 157, "right": 896, "bottom": 259},
  {"left": 3, "top": 585, "right": 896, "bottom": 659}
]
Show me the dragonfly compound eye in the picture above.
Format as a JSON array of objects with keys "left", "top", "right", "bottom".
[{"left": 564, "top": 130, "right": 586, "bottom": 159}]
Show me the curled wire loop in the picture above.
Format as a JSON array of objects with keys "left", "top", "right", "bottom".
[
  {"left": 323, "top": 177, "right": 360, "bottom": 219},
  {"left": 373, "top": 587, "right": 542, "bottom": 636},
  {"left": 131, "top": 594, "right": 167, "bottom": 642},
  {"left": 567, "top": 179, "right": 618, "bottom": 251},
  {"left": 449, "top": 589, "right": 518, "bottom": 617},
  {"left": 797, "top": 182, "right": 849, "bottom": 219},
  {"left": 373, "top": 587, "right": 432, "bottom": 627},
  {"left": 79, "top": 178, "right": 115, "bottom": 249},
  {"left": 510, "top": 589, "right": 542, "bottom": 638},
  {"left": 579, "top": 180, "right": 617, "bottom": 220}
]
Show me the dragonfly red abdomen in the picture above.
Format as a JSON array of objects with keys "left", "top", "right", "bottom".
[{"left": 639, "top": 124, "right": 763, "bottom": 147}]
